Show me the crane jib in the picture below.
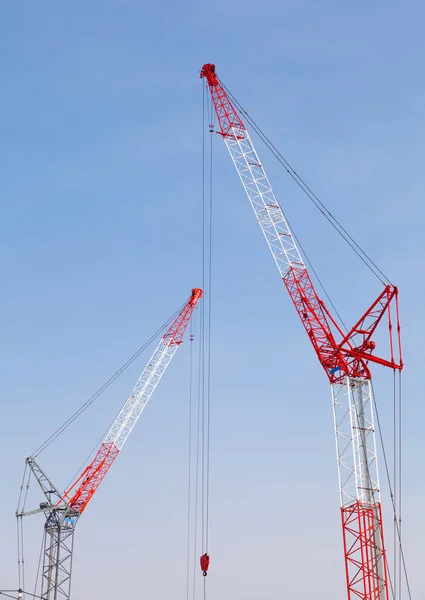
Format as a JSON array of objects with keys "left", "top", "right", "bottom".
[
  {"left": 201, "top": 63, "right": 402, "bottom": 384},
  {"left": 63, "top": 288, "right": 202, "bottom": 515}
]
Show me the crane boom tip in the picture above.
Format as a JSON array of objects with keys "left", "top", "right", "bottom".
[
  {"left": 200, "top": 63, "right": 218, "bottom": 85},
  {"left": 190, "top": 288, "right": 203, "bottom": 304}
]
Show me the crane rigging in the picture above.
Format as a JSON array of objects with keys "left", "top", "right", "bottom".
[
  {"left": 201, "top": 62, "right": 403, "bottom": 600},
  {"left": 16, "top": 288, "right": 202, "bottom": 600}
]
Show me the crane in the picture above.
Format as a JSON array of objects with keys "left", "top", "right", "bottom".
[
  {"left": 17, "top": 288, "right": 202, "bottom": 600},
  {"left": 201, "top": 63, "right": 403, "bottom": 600}
]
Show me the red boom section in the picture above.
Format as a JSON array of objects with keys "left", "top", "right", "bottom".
[
  {"left": 201, "top": 64, "right": 245, "bottom": 137},
  {"left": 65, "top": 442, "right": 119, "bottom": 514},
  {"left": 283, "top": 267, "right": 347, "bottom": 377},
  {"left": 283, "top": 267, "right": 402, "bottom": 382},
  {"left": 63, "top": 288, "right": 203, "bottom": 514},
  {"left": 164, "top": 288, "right": 203, "bottom": 344},
  {"left": 342, "top": 502, "right": 389, "bottom": 600}
]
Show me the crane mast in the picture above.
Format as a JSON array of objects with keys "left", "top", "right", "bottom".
[
  {"left": 21, "top": 288, "right": 202, "bottom": 600},
  {"left": 201, "top": 63, "right": 402, "bottom": 600}
]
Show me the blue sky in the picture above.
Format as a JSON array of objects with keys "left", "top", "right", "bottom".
[{"left": 0, "top": 1, "right": 424, "bottom": 598}]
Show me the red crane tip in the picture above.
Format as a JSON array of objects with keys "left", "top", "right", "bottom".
[
  {"left": 190, "top": 288, "right": 203, "bottom": 304},
  {"left": 200, "top": 64, "right": 218, "bottom": 85}
]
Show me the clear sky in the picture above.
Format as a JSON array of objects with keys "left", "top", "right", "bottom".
[{"left": 0, "top": 1, "right": 424, "bottom": 598}]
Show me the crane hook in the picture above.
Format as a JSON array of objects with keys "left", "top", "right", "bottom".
[{"left": 200, "top": 552, "right": 210, "bottom": 576}]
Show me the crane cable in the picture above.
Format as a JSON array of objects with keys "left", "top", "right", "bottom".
[
  {"left": 16, "top": 463, "right": 31, "bottom": 598},
  {"left": 32, "top": 302, "right": 187, "bottom": 457},
  {"left": 32, "top": 534, "right": 44, "bottom": 600},
  {"left": 188, "top": 81, "right": 213, "bottom": 600},
  {"left": 398, "top": 371, "right": 404, "bottom": 600},
  {"left": 201, "top": 79, "right": 213, "bottom": 594},
  {"left": 185, "top": 310, "right": 196, "bottom": 600},
  {"left": 371, "top": 375, "right": 412, "bottom": 600},
  {"left": 205, "top": 73, "right": 213, "bottom": 561},
  {"left": 219, "top": 78, "right": 392, "bottom": 287},
  {"left": 191, "top": 314, "right": 202, "bottom": 600},
  {"left": 189, "top": 275, "right": 209, "bottom": 600},
  {"left": 186, "top": 83, "right": 213, "bottom": 600}
]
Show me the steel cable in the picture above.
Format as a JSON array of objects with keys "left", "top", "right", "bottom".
[
  {"left": 205, "top": 87, "right": 213, "bottom": 555},
  {"left": 398, "top": 371, "right": 403, "bottom": 600},
  {"left": 192, "top": 311, "right": 203, "bottom": 600},
  {"left": 185, "top": 322, "right": 195, "bottom": 600},
  {"left": 32, "top": 534, "right": 44, "bottom": 600},
  {"left": 371, "top": 379, "right": 412, "bottom": 600},
  {"left": 32, "top": 303, "right": 186, "bottom": 457},
  {"left": 219, "top": 79, "right": 392, "bottom": 286}
]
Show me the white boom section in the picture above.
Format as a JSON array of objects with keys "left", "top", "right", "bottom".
[
  {"left": 331, "top": 377, "right": 381, "bottom": 507},
  {"left": 223, "top": 126, "right": 305, "bottom": 276},
  {"left": 104, "top": 337, "right": 179, "bottom": 450}
]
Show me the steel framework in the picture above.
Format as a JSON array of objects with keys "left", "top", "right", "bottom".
[
  {"left": 201, "top": 62, "right": 402, "bottom": 600},
  {"left": 18, "top": 288, "right": 202, "bottom": 600},
  {"left": 23, "top": 457, "right": 76, "bottom": 600}
]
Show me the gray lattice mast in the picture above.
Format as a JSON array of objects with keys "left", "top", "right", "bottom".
[{"left": 16, "top": 289, "right": 202, "bottom": 600}]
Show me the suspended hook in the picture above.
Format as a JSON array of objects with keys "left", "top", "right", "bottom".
[{"left": 200, "top": 553, "right": 210, "bottom": 576}]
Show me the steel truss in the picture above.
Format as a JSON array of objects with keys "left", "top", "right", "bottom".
[
  {"left": 332, "top": 378, "right": 388, "bottom": 599},
  {"left": 41, "top": 512, "right": 76, "bottom": 600},
  {"left": 23, "top": 457, "right": 78, "bottom": 600}
]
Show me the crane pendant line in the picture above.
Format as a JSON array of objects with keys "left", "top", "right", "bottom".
[{"left": 201, "top": 62, "right": 401, "bottom": 600}]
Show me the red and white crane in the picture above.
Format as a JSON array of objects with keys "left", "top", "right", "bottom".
[
  {"left": 18, "top": 288, "right": 202, "bottom": 600},
  {"left": 201, "top": 63, "right": 402, "bottom": 600}
]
